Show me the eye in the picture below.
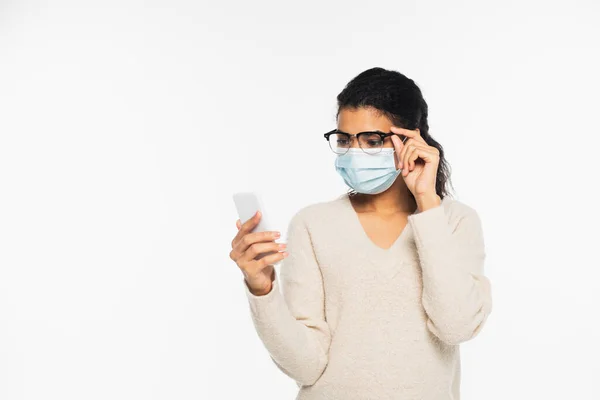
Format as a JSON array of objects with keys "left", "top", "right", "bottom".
[
  {"left": 360, "top": 133, "right": 384, "bottom": 147},
  {"left": 328, "top": 133, "right": 350, "bottom": 148},
  {"left": 366, "top": 139, "right": 383, "bottom": 147}
]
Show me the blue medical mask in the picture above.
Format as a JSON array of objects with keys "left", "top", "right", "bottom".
[{"left": 334, "top": 148, "right": 402, "bottom": 195}]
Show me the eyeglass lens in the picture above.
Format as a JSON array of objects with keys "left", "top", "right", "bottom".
[{"left": 328, "top": 132, "right": 386, "bottom": 154}]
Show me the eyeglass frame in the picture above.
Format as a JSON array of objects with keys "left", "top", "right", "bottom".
[{"left": 323, "top": 129, "right": 408, "bottom": 155}]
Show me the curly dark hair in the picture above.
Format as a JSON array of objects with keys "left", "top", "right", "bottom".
[{"left": 336, "top": 67, "right": 454, "bottom": 200}]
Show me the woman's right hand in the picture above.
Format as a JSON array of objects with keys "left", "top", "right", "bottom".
[{"left": 229, "top": 211, "right": 288, "bottom": 296}]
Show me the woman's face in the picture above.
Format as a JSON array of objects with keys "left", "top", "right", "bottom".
[{"left": 336, "top": 107, "right": 395, "bottom": 149}]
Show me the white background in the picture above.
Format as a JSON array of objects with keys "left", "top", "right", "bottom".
[{"left": 1, "top": 1, "right": 599, "bottom": 399}]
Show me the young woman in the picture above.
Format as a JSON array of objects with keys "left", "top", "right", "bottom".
[{"left": 229, "top": 67, "right": 492, "bottom": 400}]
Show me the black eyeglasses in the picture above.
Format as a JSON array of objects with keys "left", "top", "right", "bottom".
[{"left": 323, "top": 129, "right": 408, "bottom": 155}]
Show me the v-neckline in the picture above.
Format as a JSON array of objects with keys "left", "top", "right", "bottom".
[{"left": 341, "top": 193, "right": 418, "bottom": 252}]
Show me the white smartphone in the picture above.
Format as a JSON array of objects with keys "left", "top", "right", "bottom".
[{"left": 232, "top": 191, "right": 278, "bottom": 261}]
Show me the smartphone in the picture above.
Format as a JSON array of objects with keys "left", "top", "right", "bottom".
[{"left": 232, "top": 191, "right": 278, "bottom": 261}]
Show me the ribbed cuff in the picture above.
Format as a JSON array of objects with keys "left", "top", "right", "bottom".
[
  {"left": 407, "top": 201, "right": 451, "bottom": 249},
  {"left": 243, "top": 268, "right": 283, "bottom": 320}
]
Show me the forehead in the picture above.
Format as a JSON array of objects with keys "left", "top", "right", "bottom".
[{"left": 337, "top": 107, "right": 392, "bottom": 132}]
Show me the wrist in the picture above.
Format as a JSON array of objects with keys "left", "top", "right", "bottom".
[
  {"left": 246, "top": 279, "right": 273, "bottom": 296},
  {"left": 415, "top": 192, "right": 441, "bottom": 212},
  {"left": 251, "top": 284, "right": 272, "bottom": 296}
]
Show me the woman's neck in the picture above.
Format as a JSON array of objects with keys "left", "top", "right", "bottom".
[{"left": 350, "top": 185, "right": 417, "bottom": 214}]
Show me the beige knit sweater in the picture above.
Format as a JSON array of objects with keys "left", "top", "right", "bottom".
[{"left": 243, "top": 193, "right": 492, "bottom": 400}]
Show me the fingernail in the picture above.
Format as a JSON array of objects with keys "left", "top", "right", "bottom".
[
  {"left": 274, "top": 232, "right": 281, "bottom": 237},
  {"left": 283, "top": 252, "right": 289, "bottom": 257},
  {"left": 279, "top": 243, "right": 286, "bottom": 249}
]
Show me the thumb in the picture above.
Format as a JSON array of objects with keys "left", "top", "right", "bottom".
[{"left": 391, "top": 135, "right": 403, "bottom": 168}]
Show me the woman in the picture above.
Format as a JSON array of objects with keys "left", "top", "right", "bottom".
[{"left": 229, "top": 67, "right": 492, "bottom": 399}]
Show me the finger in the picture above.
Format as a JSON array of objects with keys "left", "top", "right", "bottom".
[
  {"left": 414, "top": 146, "right": 436, "bottom": 164},
  {"left": 241, "top": 241, "right": 286, "bottom": 263},
  {"left": 401, "top": 139, "right": 428, "bottom": 171},
  {"left": 406, "top": 146, "right": 435, "bottom": 175},
  {"left": 402, "top": 145, "right": 415, "bottom": 176},
  {"left": 232, "top": 230, "right": 281, "bottom": 260},
  {"left": 390, "top": 135, "right": 404, "bottom": 168},
  {"left": 257, "top": 250, "right": 289, "bottom": 268},
  {"left": 391, "top": 126, "right": 424, "bottom": 144},
  {"left": 236, "top": 219, "right": 241, "bottom": 230},
  {"left": 242, "top": 210, "right": 261, "bottom": 232},
  {"left": 231, "top": 211, "right": 261, "bottom": 246},
  {"left": 403, "top": 143, "right": 425, "bottom": 176},
  {"left": 399, "top": 139, "right": 414, "bottom": 172},
  {"left": 407, "top": 146, "right": 421, "bottom": 174}
]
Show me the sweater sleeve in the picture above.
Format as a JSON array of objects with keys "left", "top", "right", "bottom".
[
  {"left": 242, "top": 211, "right": 331, "bottom": 386},
  {"left": 407, "top": 200, "right": 492, "bottom": 346}
]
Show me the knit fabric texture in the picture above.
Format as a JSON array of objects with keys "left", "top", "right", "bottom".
[{"left": 243, "top": 193, "right": 492, "bottom": 400}]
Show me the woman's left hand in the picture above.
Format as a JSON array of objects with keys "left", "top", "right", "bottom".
[{"left": 390, "top": 125, "right": 440, "bottom": 198}]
